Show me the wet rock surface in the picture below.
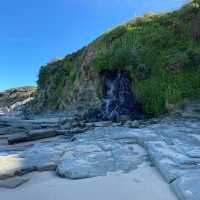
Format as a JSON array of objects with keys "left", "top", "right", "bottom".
[
  {"left": 171, "top": 171, "right": 200, "bottom": 200},
  {"left": 0, "top": 101, "right": 200, "bottom": 199},
  {"left": 0, "top": 176, "right": 30, "bottom": 189},
  {"left": 57, "top": 142, "right": 146, "bottom": 179},
  {"left": 101, "top": 70, "right": 144, "bottom": 121}
]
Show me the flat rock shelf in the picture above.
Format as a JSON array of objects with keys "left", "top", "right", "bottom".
[{"left": 0, "top": 101, "right": 200, "bottom": 200}]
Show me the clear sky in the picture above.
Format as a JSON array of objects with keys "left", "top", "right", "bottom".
[{"left": 0, "top": 0, "right": 186, "bottom": 91}]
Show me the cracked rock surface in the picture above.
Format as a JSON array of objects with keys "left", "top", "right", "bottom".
[{"left": 0, "top": 101, "right": 200, "bottom": 199}]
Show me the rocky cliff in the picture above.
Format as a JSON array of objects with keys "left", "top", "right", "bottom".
[
  {"left": 31, "top": 3, "right": 200, "bottom": 118},
  {"left": 0, "top": 87, "right": 36, "bottom": 114}
]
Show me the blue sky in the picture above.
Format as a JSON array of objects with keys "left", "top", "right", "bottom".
[{"left": 0, "top": 0, "right": 186, "bottom": 91}]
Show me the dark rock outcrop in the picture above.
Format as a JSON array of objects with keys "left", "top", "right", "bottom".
[{"left": 101, "top": 70, "right": 143, "bottom": 121}]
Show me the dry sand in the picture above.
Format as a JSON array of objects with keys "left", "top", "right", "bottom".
[{"left": 0, "top": 163, "right": 177, "bottom": 200}]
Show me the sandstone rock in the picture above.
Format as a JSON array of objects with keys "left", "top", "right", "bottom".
[
  {"left": 0, "top": 141, "right": 67, "bottom": 179},
  {"left": 171, "top": 170, "right": 200, "bottom": 200},
  {"left": 145, "top": 141, "right": 185, "bottom": 183},
  {"left": 92, "top": 121, "right": 113, "bottom": 127},
  {"left": 63, "top": 127, "right": 89, "bottom": 135},
  {"left": 20, "top": 143, "right": 64, "bottom": 173},
  {"left": 8, "top": 129, "right": 58, "bottom": 144},
  {"left": 57, "top": 151, "right": 114, "bottom": 179},
  {"left": 0, "top": 87, "right": 36, "bottom": 113},
  {"left": 1, "top": 101, "right": 200, "bottom": 200},
  {"left": 0, "top": 176, "right": 30, "bottom": 189},
  {"left": 56, "top": 142, "right": 146, "bottom": 179},
  {"left": 126, "top": 120, "right": 140, "bottom": 128},
  {"left": 0, "top": 121, "right": 9, "bottom": 128},
  {"left": 0, "top": 155, "right": 24, "bottom": 179},
  {"left": 0, "top": 128, "right": 8, "bottom": 135},
  {"left": 61, "top": 121, "right": 74, "bottom": 130},
  {"left": 28, "top": 128, "right": 57, "bottom": 140},
  {"left": 8, "top": 133, "right": 29, "bottom": 144}
]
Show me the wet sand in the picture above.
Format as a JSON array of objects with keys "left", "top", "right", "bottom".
[{"left": 0, "top": 163, "right": 177, "bottom": 200}]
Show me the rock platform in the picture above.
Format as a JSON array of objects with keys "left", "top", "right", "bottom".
[{"left": 0, "top": 101, "right": 200, "bottom": 199}]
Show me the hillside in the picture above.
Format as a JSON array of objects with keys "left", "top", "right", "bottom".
[{"left": 31, "top": 3, "right": 200, "bottom": 117}]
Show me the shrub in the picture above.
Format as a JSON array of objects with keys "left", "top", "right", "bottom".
[
  {"left": 37, "top": 66, "right": 48, "bottom": 88},
  {"left": 91, "top": 53, "right": 110, "bottom": 72},
  {"left": 186, "top": 48, "right": 200, "bottom": 66},
  {"left": 91, "top": 47, "right": 139, "bottom": 73},
  {"left": 109, "top": 48, "right": 137, "bottom": 69},
  {"left": 102, "top": 25, "right": 127, "bottom": 48},
  {"left": 137, "top": 64, "right": 151, "bottom": 80},
  {"left": 167, "top": 51, "right": 190, "bottom": 72},
  {"left": 191, "top": 11, "right": 200, "bottom": 40},
  {"left": 134, "top": 16, "right": 153, "bottom": 26}
]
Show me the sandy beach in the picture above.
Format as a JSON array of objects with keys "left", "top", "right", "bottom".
[{"left": 0, "top": 163, "right": 177, "bottom": 200}]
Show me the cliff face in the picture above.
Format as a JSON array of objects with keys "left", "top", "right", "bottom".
[
  {"left": 32, "top": 3, "right": 200, "bottom": 117},
  {"left": 0, "top": 87, "right": 36, "bottom": 114},
  {"left": 31, "top": 47, "right": 101, "bottom": 114}
]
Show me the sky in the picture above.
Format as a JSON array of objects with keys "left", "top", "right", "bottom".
[{"left": 0, "top": 0, "right": 187, "bottom": 91}]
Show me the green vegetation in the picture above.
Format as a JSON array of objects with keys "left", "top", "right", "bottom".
[
  {"left": 36, "top": 2, "right": 200, "bottom": 114},
  {"left": 91, "top": 3, "right": 200, "bottom": 114},
  {"left": 193, "top": 0, "right": 200, "bottom": 9},
  {"left": 91, "top": 48, "right": 139, "bottom": 72}
]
